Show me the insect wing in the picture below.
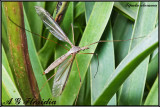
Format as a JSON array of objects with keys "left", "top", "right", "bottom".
[
  {"left": 35, "top": 6, "right": 72, "bottom": 44},
  {"left": 52, "top": 55, "right": 75, "bottom": 97}
]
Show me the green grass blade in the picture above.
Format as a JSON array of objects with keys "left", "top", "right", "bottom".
[
  {"left": 2, "top": 3, "right": 9, "bottom": 54},
  {"left": 144, "top": 76, "right": 158, "bottom": 105},
  {"left": 23, "top": 6, "right": 53, "bottom": 101},
  {"left": 45, "top": 2, "right": 57, "bottom": 15},
  {"left": 76, "top": 68, "right": 91, "bottom": 105},
  {"left": 55, "top": 2, "right": 114, "bottom": 105},
  {"left": 75, "top": 2, "right": 85, "bottom": 19},
  {"left": 23, "top": 2, "right": 45, "bottom": 51},
  {"left": 118, "top": 2, "right": 158, "bottom": 105},
  {"left": 3, "top": 2, "right": 38, "bottom": 101},
  {"left": 113, "top": 13, "right": 133, "bottom": 67},
  {"left": 114, "top": 2, "right": 139, "bottom": 21},
  {"left": 2, "top": 46, "right": 14, "bottom": 83},
  {"left": 93, "top": 27, "right": 158, "bottom": 105},
  {"left": 85, "top": 2, "right": 95, "bottom": 23},
  {"left": 2, "top": 65, "right": 24, "bottom": 105},
  {"left": 146, "top": 52, "right": 158, "bottom": 86},
  {"left": 91, "top": 21, "right": 116, "bottom": 105}
]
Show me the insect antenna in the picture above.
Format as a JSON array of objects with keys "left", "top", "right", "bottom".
[
  {"left": 78, "top": 35, "right": 150, "bottom": 78},
  {"left": 8, "top": 16, "right": 69, "bottom": 51},
  {"left": 85, "top": 36, "right": 150, "bottom": 47},
  {"left": 93, "top": 53, "right": 99, "bottom": 78}
]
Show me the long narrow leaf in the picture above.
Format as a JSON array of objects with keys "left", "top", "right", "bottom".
[
  {"left": 118, "top": 2, "right": 158, "bottom": 105},
  {"left": 56, "top": 2, "right": 114, "bottom": 105},
  {"left": 91, "top": 21, "right": 116, "bottom": 105},
  {"left": 94, "top": 27, "right": 158, "bottom": 105},
  {"left": 144, "top": 76, "right": 158, "bottom": 105},
  {"left": 23, "top": 2, "right": 45, "bottom": 50},
  {"left": 23, "top": 6, "right": 53, "bottom": 101},
  {"left": 114, "top": 2, "right": 139, "bottom": 21},
  {"left": 3, "top": 2, "right": 38, "bottom": 102},
  {"left": 2, "top": 65, "right": 24, "bottom": 105}
]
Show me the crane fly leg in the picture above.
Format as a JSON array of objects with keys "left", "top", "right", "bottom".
[
  {"left": 38, "top": 72, "right": 57, "bottom": 96},
  {"left": 78, "top": 53, "right": 99, "bottom": 78},
  {"left": 74, "top": 56, "right": 81, "bottom": 105}
]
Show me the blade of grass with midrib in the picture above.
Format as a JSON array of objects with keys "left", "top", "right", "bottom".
[
  {"left": 93, "top": 27, "right": 158, "bottom": 105},
  {"left": 118, "top": 2, "right": 158, "bottom": 105},
  {"left": 56, "top": 2, "right": 114, "bottom": 105},
  {"left": 23, "top": 2, "right": 45, "bottom": 51},
  {"left": 23, "top": 5, "right": 53, "bottom": 101},
  {"left": 2, "top": 65, "right": 24, "bottom": 105},
  {"left": 3, "top": 2, "right": 38, "bottom": 102},
  {"left": 144, "top": 76, "right": 158, "bottom": 105},
  {"left": 91, "top": 21, "right": 116, "bottom": 105}
]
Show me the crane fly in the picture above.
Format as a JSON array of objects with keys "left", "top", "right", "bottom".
[
  {"left": 8, "top": 5, "right": 147, "bottom": 104},
  {"left": 35, "top": 6, "right": 89, "bottom": 98},
  {"left": 6, "top": 3, "right": 149, "bottom": 105},
  {"left": 34, "top": 6, "right": 147, "bottom": 101}
]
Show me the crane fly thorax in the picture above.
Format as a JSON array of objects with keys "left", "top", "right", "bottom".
[{"left": 69, "top": 46, "right": 81, "bottom": 54}]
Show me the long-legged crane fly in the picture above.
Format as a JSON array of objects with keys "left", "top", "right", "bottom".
[
  {"left": 34, "top": 6, "right": 90, "bottom": 103},
  {"left": 9, "top": 6, "right": 148, "bottom": 105},
  {"left": 34, "top": 6, "right": 147, "bottom": 103}
]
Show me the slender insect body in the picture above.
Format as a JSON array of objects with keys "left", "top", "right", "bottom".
[
  {"left": 44, "top": 45, "right": 88, "bottom": 74},
  {"left": 52, "top": 54, "right": 76, "bottom": 97},
  {"left": 44, "top": 52, "right": 70, "bottom": 74},
  {"left": 34, "top": 5, "right": 147, "bottom": 104},
  {"left": 34, "top": 6, "right": 92, "bottom": 99},
  {"left": 69, "top": 46, "right": 87, "bottom": 54}
]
